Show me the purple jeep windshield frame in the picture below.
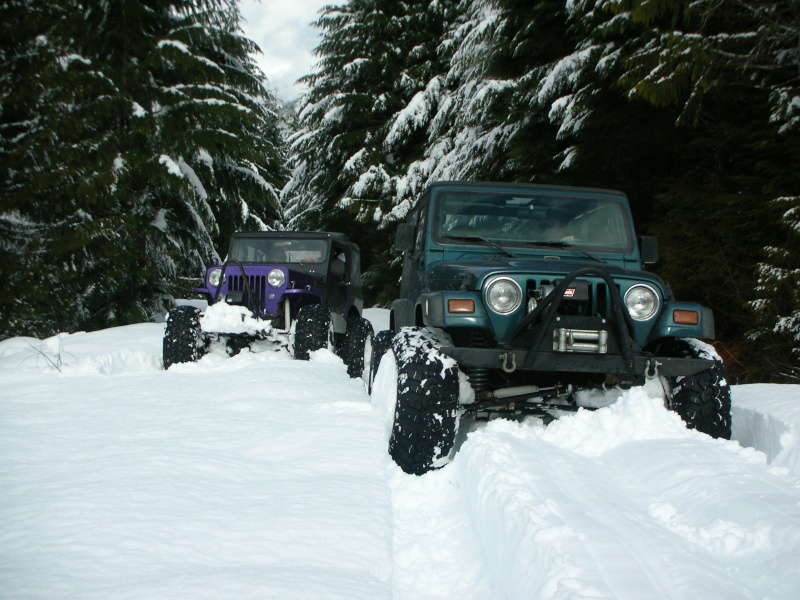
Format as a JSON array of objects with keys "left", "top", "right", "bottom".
[{"left": 228, "top": 238, "right": 328, "bottom": 265}]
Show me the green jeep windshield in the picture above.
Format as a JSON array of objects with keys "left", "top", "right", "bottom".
[
  {"left": 228, "top": 238, "right": 328, "bottom": 264},
  {"left": 433, "top": 190, "right": 633, "bottom": 252}
]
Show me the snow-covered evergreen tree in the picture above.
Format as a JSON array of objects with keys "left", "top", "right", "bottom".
[
  {"left": 0, "top": 0, "right": 287, "bottom": 339},
  {"left": 603, "top": 0, "right": 800, "bottom": 380},
  {"left": 284, "top": 0, "right": 460, "bottom": 223},
  {"left": 751, "top": 196, "right": 800, "bottom": 380},
  {"left": 394, "top": 0, "right": 513, "bottom": 214}
]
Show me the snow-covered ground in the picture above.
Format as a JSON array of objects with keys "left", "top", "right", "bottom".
[{"left": 1, "top": 309, "right": 799, "bottom": 599}]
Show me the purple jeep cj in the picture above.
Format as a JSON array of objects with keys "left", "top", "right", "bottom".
[{"left": 163, "top": 231, "right": 373, "bottom": 377}]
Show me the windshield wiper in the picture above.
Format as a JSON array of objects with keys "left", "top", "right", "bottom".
[
  {"left": 285, "top": 250, "right": 306, "bottom": 265},
  {"left": 523, "top": 241, "right": 604, "bottom": 263},
  {"left": 442, "top": 235, "right": 517, "bottom": 258}
]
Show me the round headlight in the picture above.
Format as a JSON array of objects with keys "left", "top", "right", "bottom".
[
  {"left": 268, "top": 268, "right": 285, "bottom": 288},
  {"left": 485, "top": 277, "right": 522, "bottom": 314},
  {"left": 208, "top": 268, "right": 223, "bottom": 287},
  {"left": 624, "top": 284, "right": 659, "bottom": 321}
]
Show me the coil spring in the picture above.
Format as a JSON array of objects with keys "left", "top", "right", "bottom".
[
  {"left": 465, "top": 331, "right": 491, "bottom": 392},
  {"left": 465, "top": 367, "right": 491, "bottom": 393}
]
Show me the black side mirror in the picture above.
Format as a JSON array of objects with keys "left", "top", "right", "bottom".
[
  {"left": 640, "top": 236, "right": 658, "bottom": 265},
  {"left": 394, "top": 223, "right": 414, "bottom": 252}
]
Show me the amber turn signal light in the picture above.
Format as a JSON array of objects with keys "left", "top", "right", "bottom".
[
  {"left": 448, "top": 299, "right": 475, "bottom": 314},
  {"left": 673, "top": 310, "right": 699, "bottom": 325}
]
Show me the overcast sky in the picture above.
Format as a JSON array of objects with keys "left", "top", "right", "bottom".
[{"left": 238, "top": 0, "right": 329, "bottom": 101}]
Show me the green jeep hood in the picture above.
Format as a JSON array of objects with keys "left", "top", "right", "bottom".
[{"left": 426, "top": 255, "right": 669, "bottom": 297}]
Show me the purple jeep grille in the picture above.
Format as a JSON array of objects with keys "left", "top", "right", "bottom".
[
  {"left": 227, "top": 274, "right": 267, "bottom": 305},
  {"left": 218, "top": 265, "right": 287, "bottom": 316}
]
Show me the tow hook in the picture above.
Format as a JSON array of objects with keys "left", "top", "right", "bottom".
[
  {"left": 645, "top": 359, "right": 662, "bottom": 380},
  {"left": 500, "top": 352, "right": 517, "bottom": 373}
]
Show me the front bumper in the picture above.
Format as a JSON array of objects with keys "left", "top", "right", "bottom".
[{"left": 440, "top": 345, "right": 713, "bottom": 378}]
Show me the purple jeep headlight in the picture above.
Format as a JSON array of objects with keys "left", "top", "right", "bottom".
[
  {"left": 268, "top": 268, "right": 285, "bottom": 288},
  {"left": 209, "top": 268, "right": 223, "bottom": 287}
]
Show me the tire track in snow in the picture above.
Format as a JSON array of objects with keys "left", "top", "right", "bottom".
[
  {"left": 456, "top": 423, "right": 752, "bottom": 599},
  {"left": 455, "top": 396, "right": 800, "bottom": 599},
  {"left": 374, "top": 347, "right": 502, "bottom": 599},
  {"left": 388, "top": 463, "right": 504, "bottom": 599}
]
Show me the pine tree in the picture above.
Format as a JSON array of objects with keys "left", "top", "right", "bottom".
[
  {"left": 483, "top": 0, "right": 577, "bottom": 181},
  {"left": 283, "top": 0, "right": 457, "bottom": 303},
  {"left": 0, "top": 0, "right": 287, "bottom": 339},
  {"left": 402, "top": 0, "right": 515, "bottom": 188},
  {"left": 750, "top": 194, "right": 800, "bottom": 381},
  {"left": 603, "top": 0, "right": 800, "bottom": 380},
  {"left": 285, "top": 0, "right": 457, "bottom": 223},
  {"left": 1, "top": 0, "right": 125, "bottom": 334}
]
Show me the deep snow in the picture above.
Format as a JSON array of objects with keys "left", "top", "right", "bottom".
[{"left": 1, "top": 309, "right": 799, "bottom": 599}]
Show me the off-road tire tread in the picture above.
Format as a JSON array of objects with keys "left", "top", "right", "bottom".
[
  {"left": 389, "top": 328, "right": 460, "bottom": 475},
  {"left": 660, "top": 339, "right": 732, "bottom": 439},
  {"left": 369, "top": 330, "right": 395, "bottom": 394},
  {"left": 163, "top": 305, "right": 205, "bottom": 369},
  {"left": 293, "top": 304, "right": 331, "bottom": 360},
  {"left": 342, "top": 316, "right": 374, "bottom": 378}
]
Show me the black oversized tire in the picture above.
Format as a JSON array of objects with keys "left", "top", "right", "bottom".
[
  {"left": 293, "top": 304, "right": 332, "bottom": 360},
  {"left": 658, "top": 339, "right": 732, "bottom": 439},
  {"left": 163, "top": 305, "right": 206, "bottom": 369},
  {"left": 389, "top": 328, "right": 460, "bottom": 475},
  {"left": 368, "top": 330, "right": 395, "bottom": 394},
  {"left": 342, "top": 316, "right": 374, "bottom": 379}
]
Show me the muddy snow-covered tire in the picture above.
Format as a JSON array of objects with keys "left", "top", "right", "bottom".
[
  {"left": 163, "top": 305, "right": 206, "bottom": 369},
  {"left": 389, "top": 328, "right": 460, "bottom": 475},
  {"left": 369, "top": 330, "right": 395, "bottom": 394},
  {"left": 342, "top": 316, "right": 374, "bottom": 379},
  {"left": 293, "top": 304, "right": 332, "bottom": 360},
  {"left": 658, "top": 339, "right": 732, "bottom": 439}
]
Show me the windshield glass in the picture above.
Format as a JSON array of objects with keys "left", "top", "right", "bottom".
[
  {"left": 227, "top": 238, "right": 328, "bottom": 264},
  {"left": 433, "top": 190, "right": 633, "bottom": 252}
]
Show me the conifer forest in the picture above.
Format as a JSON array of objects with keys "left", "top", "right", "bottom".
[{"left": 1, "top": 0, "right": 798, "bottom": 382}]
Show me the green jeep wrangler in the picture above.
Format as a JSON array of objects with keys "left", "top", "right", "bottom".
[{"left": 374, "top": 181, "right": 731, "bottom": 475}]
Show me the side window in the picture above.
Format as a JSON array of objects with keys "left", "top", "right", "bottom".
[{"left": 329, "top": 244, "right": 347, "bottom": 279}]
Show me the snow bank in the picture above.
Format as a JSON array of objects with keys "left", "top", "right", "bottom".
[
  {"left": 733, "top": 383, "right": 800, "bottom": 478},
  {"left": 0, "top": 324, "right": 163, "bottom": 375},
  {"left": 449, "top": 387, "right": 800, "bottom": 599}
]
